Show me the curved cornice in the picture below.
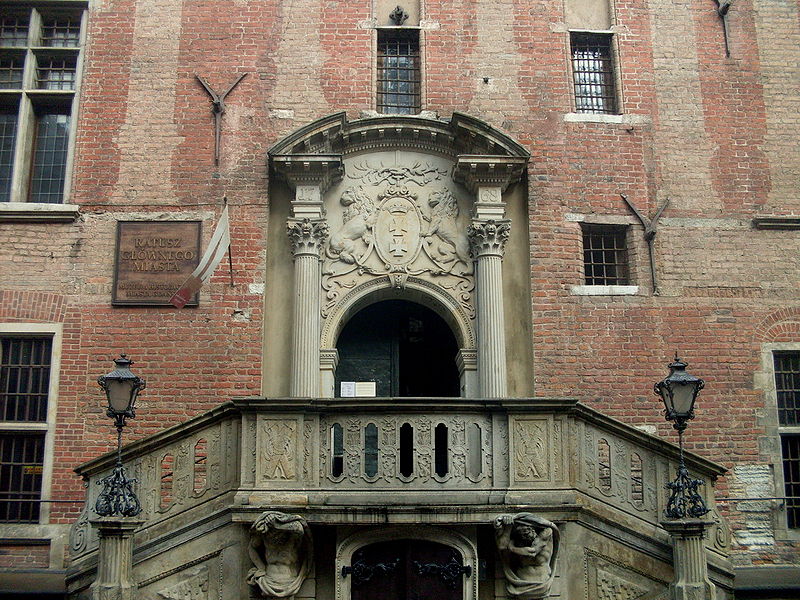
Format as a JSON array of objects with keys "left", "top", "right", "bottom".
[{"left": 268, "top": 112, "right": 530, "bottom": 160}]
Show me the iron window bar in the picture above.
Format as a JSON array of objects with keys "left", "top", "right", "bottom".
[
  {"left": 377, "top": 30, "right": 420, "bottom": 115},
  {"left": 571, "top": 32, "right": 617, "bottom": 115}
]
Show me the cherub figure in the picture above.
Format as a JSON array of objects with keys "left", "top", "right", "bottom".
[
  {"left": 494, "top": 513, "right": 559, "bottom": 599},
  {"left": 247, "top": 511, "right": 313, "bottom": 598}
]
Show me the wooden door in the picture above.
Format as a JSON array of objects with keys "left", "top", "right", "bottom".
[{"left": 348, "top": 540, "right": 466, "bottom": 600}]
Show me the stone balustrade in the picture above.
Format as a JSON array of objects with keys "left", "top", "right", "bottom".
[{"left": 69, "top": 398, "right": 730, "bottom": 572}]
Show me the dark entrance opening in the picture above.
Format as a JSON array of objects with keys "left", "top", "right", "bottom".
[
  {"left": 335, "top": 300, "right": 460, "bottom": 397},
  {"left": 347, "top": 539, "right": 465, "bottom": 600}
]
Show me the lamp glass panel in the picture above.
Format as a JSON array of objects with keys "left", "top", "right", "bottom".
[
  {"left": 106, "top": 379, "right": 133, "bottom": 412},
  {"left": 670, "top": 382, "right": 696, "bottom": 415}
]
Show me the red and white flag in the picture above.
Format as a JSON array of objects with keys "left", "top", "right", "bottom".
[{"left": 169, "top": 204, "right": 230, "bottom": 308}]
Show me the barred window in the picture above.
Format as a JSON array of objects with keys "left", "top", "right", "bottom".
[
  {"left": 571, "top": 32, "right": 617, "bottom": 115},
  {"left": 0, "top": 4, "right": 85, "bottom": 203},
  {"left": 0, "top": 337, "right": 53, "bottom": 523},
  {"left": 377, "top": 30, "right": 420, "bottom": 115},
  {"left": 582, "top": 224, "right": 629, "bottom": 285},
  {"left": 775, "top": 351, "right": 800, "bottom": 528},
  {"left": 782, "top": 435, "right": 800, "bottom": 529},
  {"left": 775, "top": 352, "right": 800, "bottom": 426}
]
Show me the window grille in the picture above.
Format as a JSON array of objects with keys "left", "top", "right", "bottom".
[
  {"left": 571, "top": 32, "right": 617, "bottom": 114},
  {"left": 0, "top": 54, "right": 24, "bottom": 89},
  {"left": 781, "top": 435, "right": 800, "bottom": 528},
  {"left": 0, "top": 112, "right": 17, "bottom": 201},
  {"left": 582, "top": 224, "right": 629, "bottom": 285},
  {"left": 1, "top": 337, "right": 52, "bottom": 423},
  {"left": 775, "top": 352, "right": 800, "bottom": 426},
  {"left": 0, "top": 432, "right": 45, "bottom": 522},
  {"left": 41, "top": 15, "right": 81, "bottom": 47},
  {"left": 0, "top": 337, "right": 52, "bottom": 523},
  {"left": 377, "top": 30, "right": 420, "bottom": 115},
  {"left": 29, "top": 112, "right": 71, "bottom": 203},
  {"left": 0, "top": 5, "right": 84, "bottom": 203},
  {"left": 0, "top": 15, "right": 29, "bottom": 47},
  {"left": 36, "top": 55, "right": 77, "bottom": 90}
]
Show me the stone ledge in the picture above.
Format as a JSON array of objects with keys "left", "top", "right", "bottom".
[
  {"left": 734, "top": 565, "right": 800, "bottom": 592},
  {"left": 0, "top": 203, "right": 80, "bottom": 223},
  {"left": 570, "top": 285, "right": 640, "bottom": 296},
  {"left": 563, "top": 113, "right": 651, "bottom": 126}
]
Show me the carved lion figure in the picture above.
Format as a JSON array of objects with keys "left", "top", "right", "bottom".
[
  {"left": 493, "top": 513, "right": 559, "bottom": 599},
  {"left": 424, "top": 188, "right": 471, "bottom": 267},
  {"left": 247, "top": 511, "right": 313, "bottom": 598},
  {"left": 327, "top": 186, "right": 377, "bottom": 264}
]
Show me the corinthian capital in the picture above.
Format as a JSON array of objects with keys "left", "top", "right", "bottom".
[
  {"left": 468, "top": 219, "right": 511, "bottom": 258},
  {"left": 287, "top": 218, "right": 329, "bottom": 256}
]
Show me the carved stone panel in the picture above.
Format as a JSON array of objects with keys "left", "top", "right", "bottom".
[
  {"left": 584, "top": 550, "right": 668, "bottom": 600},
  {"left": 321, "top": 154, "right": 475, "bottom": 321},
  {"left": 511, "top": 418, "right": 551, "bottom": 483},
  {"left": 256, "top": 416, "right": 300, "bottom": 484}
]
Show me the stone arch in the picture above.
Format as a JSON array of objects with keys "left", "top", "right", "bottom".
[
  {"left": 320, "top": 276, "right": 475, "bottom": 349},
  {"left": 335, "top": 525, "right": 478, "bottom": 600},
  {"left": 319, "top": 277, "right": 477, "bottom": 397}
]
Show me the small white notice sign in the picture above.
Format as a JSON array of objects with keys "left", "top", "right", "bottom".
[
  {"left": 354, "top": 381, "right": 376, "bottom": 397},
  {"left": 340, "top": 382, "right": 356, "bottom": 397}
]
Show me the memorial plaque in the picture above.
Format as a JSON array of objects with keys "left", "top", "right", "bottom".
[{"left": 113, "top": 221, "right": 202, "bottom": 306}]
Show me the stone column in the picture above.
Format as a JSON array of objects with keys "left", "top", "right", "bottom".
[
  {"left": 469, "top": 218, "right": 511, "bottom": 397},
  {"left": 287, "top": 217, "right": 328, "bottom": 397},
  {"left": 660, "top": 519, "right": 717, "bottom": 600},
  {"left": 90, "top": 517, "right": 145, "bottom": 600},
  {"left": 273, "top": 156, "right": 343, "bottom": 398},
  {"left": 454, "top": 157, "right": 527, "bottom": 399}
]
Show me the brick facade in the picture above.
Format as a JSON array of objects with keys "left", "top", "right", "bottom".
[{"left": 0, "top": 0, "right": 798, "bottom": 596}]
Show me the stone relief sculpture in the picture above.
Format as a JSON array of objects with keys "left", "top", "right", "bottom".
[
  {"left": 423, "top": 188, "right": 471, "bottom": 270},
  {"left": 494, "top": 513, "right": 560, "bottom": 599},
  {"left": 326, "top": 186, "right": 377, "bottom": 264},
  {"left": 322, "top": 175, "right": 475, "bottom": 319},
  {"left": 247, "top": 511, "right": 313, "bottom": 598}
]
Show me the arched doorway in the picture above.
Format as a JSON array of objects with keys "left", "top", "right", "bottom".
[
  {"left": 335, "top": 300, "right": 460, "bottom": 397},
  {"left": 347, "top": 539, "right": 466, "bottom": 600}
]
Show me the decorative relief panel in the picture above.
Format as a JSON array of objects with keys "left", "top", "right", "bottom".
[
  {"left": 319, "top": 414, "right": 492, "bottom": 487},
  {"left": 154, "top": 566, "right": 209, "bottom": 600},
  {"left": 322, "top": 158, "right": 475, "bottom": 320},
  {"left": 257, "top": 417, "right": 299, "bottom": 483},
  {"left": 512, "top": 418, "right": 551, "bottom": 482},
  {"left": 584, "top": 550, "right": 668, "bottom": 600}
]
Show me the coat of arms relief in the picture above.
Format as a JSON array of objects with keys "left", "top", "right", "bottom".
[
  {"left": 321, "top": 161, "right": 475, "bottom": 319},
  {"left": 322, "top": 162, "right": 475, "bottom": 318}
]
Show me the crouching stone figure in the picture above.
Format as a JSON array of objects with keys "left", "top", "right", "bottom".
[
  {"left": 493, "top": 513, "right": 559, "bottom": 599},
  {"left": 247, "top": 511, "right": 313, "bottom": 598}
]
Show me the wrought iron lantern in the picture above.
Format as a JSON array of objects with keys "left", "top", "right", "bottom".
[
  {"left": 654, "top": 355, "right": 709, "bottom": 519},
  {"left": 95, "top": 354, "right": 146, "bottom": 517}
]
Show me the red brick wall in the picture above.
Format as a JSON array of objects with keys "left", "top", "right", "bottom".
[{"left": 0, "top": 0, "right": 797, "bottom": 570}]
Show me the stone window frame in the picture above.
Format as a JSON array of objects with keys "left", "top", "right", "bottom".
[
  {"left": 0, "top": 322, "right": 64, "bottom": 569},
  {"left": 755, "top": 342, "right": 800, "bottom": 540},
  {"left": 566, "top": 213, "right": 641, "bottom": 296},
  {"left": 563, "top": 28, "right": 636, "bottom": 125},
  {"left": 0, "top": 1, "right": 86, "bottom": 223},
  {"left": 371, "top": 15, "right": 426, "bottom": 116}
]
